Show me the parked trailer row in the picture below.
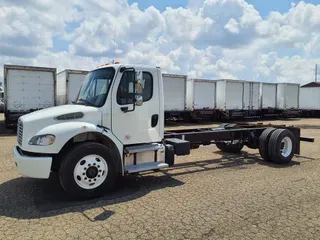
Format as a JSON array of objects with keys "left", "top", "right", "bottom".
[
  {"left": 164, "top": 76, "right": 301, "bottom": 121},
  {"left": 55, "top": 72, "right": 302, "bottom": 120},
  {"left": 1, "top": 64, "right": 307, "bottom": 128},
  {"left": 3, "top": 65, "right": 90, "bottom": 128}
]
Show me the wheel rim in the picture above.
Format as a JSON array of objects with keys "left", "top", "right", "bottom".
[
  {"left": 73, "top": 154, "right": 108, "bottom": 189},
  {"left": 280, "top": 137, "right": 293, "bottom": 158}
]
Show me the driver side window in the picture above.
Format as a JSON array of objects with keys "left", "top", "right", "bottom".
[{"left": 117, "top": 71, "right": 135, "bottom": 105}]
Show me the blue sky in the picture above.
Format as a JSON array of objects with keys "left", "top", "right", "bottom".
[{"left": 128, "top": 0, "right": 320, "bottom": 16}]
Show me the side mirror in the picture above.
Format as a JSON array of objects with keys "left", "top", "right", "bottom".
[{"left": 135, "top": 95, "right": 143, "bottom": 106}]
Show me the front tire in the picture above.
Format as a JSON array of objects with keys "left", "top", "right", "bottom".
[{"left": 59, "top": 142, "right": 117, "bottom": 200}]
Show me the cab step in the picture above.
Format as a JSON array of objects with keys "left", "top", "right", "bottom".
[
  {"left": 126, "top": 162, "right": 169, "bottom": 173},
  {"left": 124, "top": 143, "right": 164, "bottom": 154}
]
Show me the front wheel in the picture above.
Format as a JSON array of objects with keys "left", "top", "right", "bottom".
[{"left": 59, "top": 142, "right": 118, "bottom": 200}]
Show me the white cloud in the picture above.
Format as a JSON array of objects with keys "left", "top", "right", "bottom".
[
  {"left": 304, "top": 35, "right": 320, "bottom": 55},
  {"left": 0, "top": 0, "right": 80, "bottom": 57},
  {"left": 67, "top": 3, "right": 165, "bottom": 58},
  {"left": 256, "top": 2, "right": 320, "bottom": 50},
  {"left": 163, "top": 7, "right": 213, "bottom": 44},
  {"left": 0, "top": 0, "right": 319, "bottom": 86},
  {"left": 255, "top": 53, "right": 320, "bottom": 83},
  {"left": 224, "top": 18, "right": 240, "bottom": 34}
]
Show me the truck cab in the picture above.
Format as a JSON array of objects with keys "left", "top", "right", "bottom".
[{"left": 13, "top": 63, "right": 173, "bottom": 199}]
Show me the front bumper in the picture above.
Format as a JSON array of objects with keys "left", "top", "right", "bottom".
[{"left": 13, "top": 145, "right": 52, "bottom": 179}]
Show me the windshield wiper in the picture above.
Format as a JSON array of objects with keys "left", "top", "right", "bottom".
[{"left": 75, "top": 98, "right": 90, "bottom": 106}]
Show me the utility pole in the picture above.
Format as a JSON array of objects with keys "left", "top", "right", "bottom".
[{"left": 316, "top": 64, "right": 318, "bottom": 82}]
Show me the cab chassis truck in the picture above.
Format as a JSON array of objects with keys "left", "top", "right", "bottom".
[{"left": 12, "top": 63, "right": 314, "bottom": 200}]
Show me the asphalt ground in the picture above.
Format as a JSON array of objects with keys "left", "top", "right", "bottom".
[{"left": 1, "top": 114, "right": 320, "bottom": 239}]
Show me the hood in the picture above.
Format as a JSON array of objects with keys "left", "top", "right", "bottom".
[{"left": 19, "top": 104, "right": 102, "bottom": 136}]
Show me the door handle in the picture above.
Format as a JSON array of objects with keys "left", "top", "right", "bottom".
[
  {"left": 151, "top": 114, "right": 159, "bottom": 127},
  {"left": 121, "top": 107, "right": 128, "bottom": 112}
]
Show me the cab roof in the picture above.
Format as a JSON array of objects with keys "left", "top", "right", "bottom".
[{"left": 95, "top": 63, "right": 160, "bottom": 72}]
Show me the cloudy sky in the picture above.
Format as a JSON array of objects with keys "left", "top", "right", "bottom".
[{"left": 0, "top": 0, "right": 319, "bottom": 86}]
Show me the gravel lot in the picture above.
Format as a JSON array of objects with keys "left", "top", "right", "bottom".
[{"left": 1, "top": 114, "right": 320, "bottom": 239}]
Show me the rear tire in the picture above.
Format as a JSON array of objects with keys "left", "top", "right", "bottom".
[
  {"left": 216, "top": 141, "right": 244, "bottom": 153},
  {"left": 268, "top": 129, "right": 296, "bottom": 164},
  {"left": 259, "top": 128, "right": 276, "bottom": 162},
  {"left": 59, "top": 142, "right": 118, "bottom": 200}
]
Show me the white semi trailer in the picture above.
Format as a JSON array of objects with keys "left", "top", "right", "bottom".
[
  {"left": 0, "top": 88, "right": 4, "bottom": 113},
  {"left": 56, "top": 69, "right": 89, "bottom": 105},
  {"left": 3, "top": 65, "right": 56, "bottom": 128},
  {"left": 12, "top": 63, "right": 313, "bottom": 200}
]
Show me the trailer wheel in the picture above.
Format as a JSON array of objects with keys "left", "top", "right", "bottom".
[
  {"left": 268, "top": 129, "right": 297, "bottom": 164},
  {"left": 258, "top": 128, "right": 276, "bottom": 162},
  {"left": 59, "top": 142, "right": 117, "bottom": 200},
  {"left": 216, "top": 141, "right": 244, "bottom": 153}
]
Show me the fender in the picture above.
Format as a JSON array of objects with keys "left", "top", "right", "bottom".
[
  {"left": 26, "top": 122, "right": 123, "bottom": 157},
  {"left": 27, "top": 121, "right": 124, "bottom": 175}
]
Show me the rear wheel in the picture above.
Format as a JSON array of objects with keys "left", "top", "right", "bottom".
[
  {"left": 59, "top": 142, "right": 117, "bottom": 200},
  {"left": 216, "top": 141, "right": 244, "bottom": 153},
  {"left": 268, "top": 129, "right": 297, "bottom": 164},
  {"left": 259, "top": 128, "right": 276, "bottom": 162}
]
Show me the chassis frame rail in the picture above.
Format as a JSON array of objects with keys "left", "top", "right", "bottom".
[{"left": 164, "top": 123, "right": 314, "bottom": 155}]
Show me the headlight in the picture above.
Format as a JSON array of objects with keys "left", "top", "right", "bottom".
[{"left": 28, "top": 134, "right": 56, "bottom": 146}]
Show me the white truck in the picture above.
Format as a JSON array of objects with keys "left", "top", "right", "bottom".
[
  {"left": 3, "top": 65, "right": 56, "bottom": 128},
  {"left": 56, "top": 69, "right": 89, "bottom": 106},
  {"left": 12, "top": 63, "right": 313, "bottom": 200}
]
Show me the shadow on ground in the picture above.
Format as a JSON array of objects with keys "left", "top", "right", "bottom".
[
  {"left": 163, "top": 151, "right": 305, "bottom": 179},
  {"left": 0, "top": 120, "right": 16, "bottom": 136},
  {"left": 0, "top": 172, "right": 184, "bottom": 220},
  {"left": 0, "top": 149, "right": 314, "bottom": 221}
]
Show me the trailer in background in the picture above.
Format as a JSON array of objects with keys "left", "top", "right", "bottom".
[
  {"left": 162, "top": 73, "right": 189, "bottom": 121},
  {"left": 215, "top": 79, "right": 261, "bottom": 119},
  {"left": 3, "top": 65, "right": 56, "bottom": 128},
  {"left": 186, "top": 79, "right": 217, "bottom": 120},
  {"left": 276, "top": 83, "right": 301, "bottom": 117},
  {"left": 56, "top": 69, "right": 89, "bottom": 106},
  {"left": 259, "top": 82, "right": 278, "bottom": 117},
  {"left": 299, "top": 82, "right": 320, "bottom": 117},
  {"left": 0, "top": 89, "right": 4, "bottom": 113}
]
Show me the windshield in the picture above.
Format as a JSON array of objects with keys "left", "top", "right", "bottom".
[{"left": 75, "top": 67, "right": 115, "bottom": 107}]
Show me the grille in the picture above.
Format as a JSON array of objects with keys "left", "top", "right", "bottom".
[{"left": 17, "top": 119, "right": 23, "bottom": 146}]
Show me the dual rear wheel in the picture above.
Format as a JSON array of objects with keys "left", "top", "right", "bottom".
[
  {"left": 216, "top": 124, "right": 297, "bottom": 164},
  {"left": 259, "top": 128, "right": 296, "bottom": 164}
]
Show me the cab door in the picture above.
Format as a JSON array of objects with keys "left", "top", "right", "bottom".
[{"left": 111, "top": 67, "right": 161, "bottom": 145}]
